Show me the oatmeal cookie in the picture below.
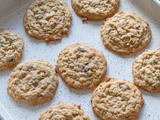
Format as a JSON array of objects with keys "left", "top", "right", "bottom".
[
  {"left": 38, "top": 102, "right": 90, "bottom": 120},
  {"left": 101, "top": 12, "right": 151, "bottom": 55},
  {"left": 56, "top": 43, "right": 107, "bottom": 89},
  {"left": 91, "top": 77, "right": 144, "bottom": 120},
  {"left": 132, "top": 50, "right": 160, "bottom": 93},
  {"left": 0, "top": 29, "right": 24, "bottom": 70},
  {"left": 24, "top": 0, "right": 72, "bottom": 42},
  {"left": 7, "top": 60, "right": 59, "bottom": 106},
  {"left": 72, "top": 0, "right": 120, "bottom": 21}
]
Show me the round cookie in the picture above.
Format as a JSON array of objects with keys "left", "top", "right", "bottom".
[
  {"left": 91, "top": 77, "right": 144, "bottom": 120},
  {"left": 7, "top": 60, "right": 59, "bottom": 106},
  {"left": 132, "top": 50, "right": 160, "bottom": 93},
  {"left": 101, "top": 12, "right": 151, "bottom": 55},
  {"left": 56, "top": 43, "right": 107, "bottom": 89},
  {"left": 38, "top": 102, "right": 90, "bottom": 120},
  {"left": 72, "top": 0, "right": 120, "bottom": 21},
  {"left": 24, "top": 0, "right": 72, "bottom": 43},
  {"left": 0, "top": 29, "right": 24, "bottom": 70}
]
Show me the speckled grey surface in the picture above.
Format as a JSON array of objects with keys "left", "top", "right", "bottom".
[
  {"left": 0, "top": 103, "right": 13, "bottom": 120},
  {"left": 0, "top": 0, "right": 160, "bottom": 120}
]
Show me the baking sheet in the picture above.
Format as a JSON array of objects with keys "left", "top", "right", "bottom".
[
  {"left": 0, "top": 103, "right": 13, "bottom": 120},
  {"left": 0, "top": 0, "right": 160, "bottom": 120},
  {"left": 153, "top": 0, "right": 160, "bottom": 6}
]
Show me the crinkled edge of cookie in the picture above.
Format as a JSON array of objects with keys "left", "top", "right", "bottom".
[
  {"left": 71, "top": 0, "right": 120, "bottom": 22},
  {"left": 101, "top": 12, "right": 152, "bottom": 55},
  {"left": 132, "top": 50, "right": 160, "bottom": 93},
  {"left": 23, "top": 0, "right": 72, "bottom": 43},
  {"left": 7, "top": 59, "right": 59, "bottom": 106},
  {"left": 0, "top": 29, "right": 24, "bottom": 70},
  {"left": 56, "top": 43, "right": 107, "bottom": 89},
  {"left": 91, "top": 77, "right": 144, "bottom": 120}
]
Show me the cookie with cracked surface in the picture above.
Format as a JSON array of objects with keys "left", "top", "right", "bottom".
[
  {"left": 91, "top": 77, "right": 144, "bottom": 120},
  {"left": 72, "top": 0, "right": 120, "bottom": 21},
  {"left": 38, "top": 102, "right": 90, "bottom": 120},
  {"left": 101, "top": 12, "right": 151, "bottom": 55},
  {"left": 7, "top": 60, "right": 59, "bottom": 106},
  {"left": 132, "top": 50, "right": 160, "bottom": 93},
  {"left": 0, "top": 29, "right": 24, "bottom": 70},
  {"left": 56, "top": 43, "right": 107, "bottom": 89},
  {"left": 24, "top": 0, "right": 72, "bottom": 43}
]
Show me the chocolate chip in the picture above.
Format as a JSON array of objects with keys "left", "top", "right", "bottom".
[
  {"left": 48, "top": 110, "right": 52, "bottom": 113},
  {"left": 120, "top": 85, "right": 128, "bottom": 91},
  {"left": 82, "top": 65, "right": 89, "bottom": 72},
  {"left": 25, "top": 24, "right": 30, "bottom": 29},
  {"left": 77, "top": 46, "right": 86, "bottom": 52},
  {"left": 108, "top": 28, "right": 114, "bottom": 33},
  {"left": 7, "top": 56, "right": 14, "bottom": 62}
]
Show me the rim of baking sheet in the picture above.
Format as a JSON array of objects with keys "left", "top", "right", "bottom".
[
  {"left": 0, "top": 104, "right": 13, "bottom": 120},
  {"left": 153, "top": 0, "right": 160, "bottom": 6}
]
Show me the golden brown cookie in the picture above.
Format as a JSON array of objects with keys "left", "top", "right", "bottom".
[
  {"left": 38, "top": 102, "right": 90, "bottom": 120},
  {"left": 7, "top": 60, "right": 59, "bottom": 106},
  {"left": 24, "top": 0, "right": 72, "bottom": 42},
  {"left": 56, "top": 43, "right": 107, "bottom": 89},
  {"left": 91, "top": 77, "right": 144, "bottom": 120},
  {"left": 132, "top": 50, "right": 160, "bottom": 93},
  {"left": 0, "top": 29, "right": 24, "bottom": 70},
  {"left": 72, "top": 0, "right": 120, "bottom": 21},
  {"left": 101, "top": 12, "right": 151, "bottom": 55}
]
